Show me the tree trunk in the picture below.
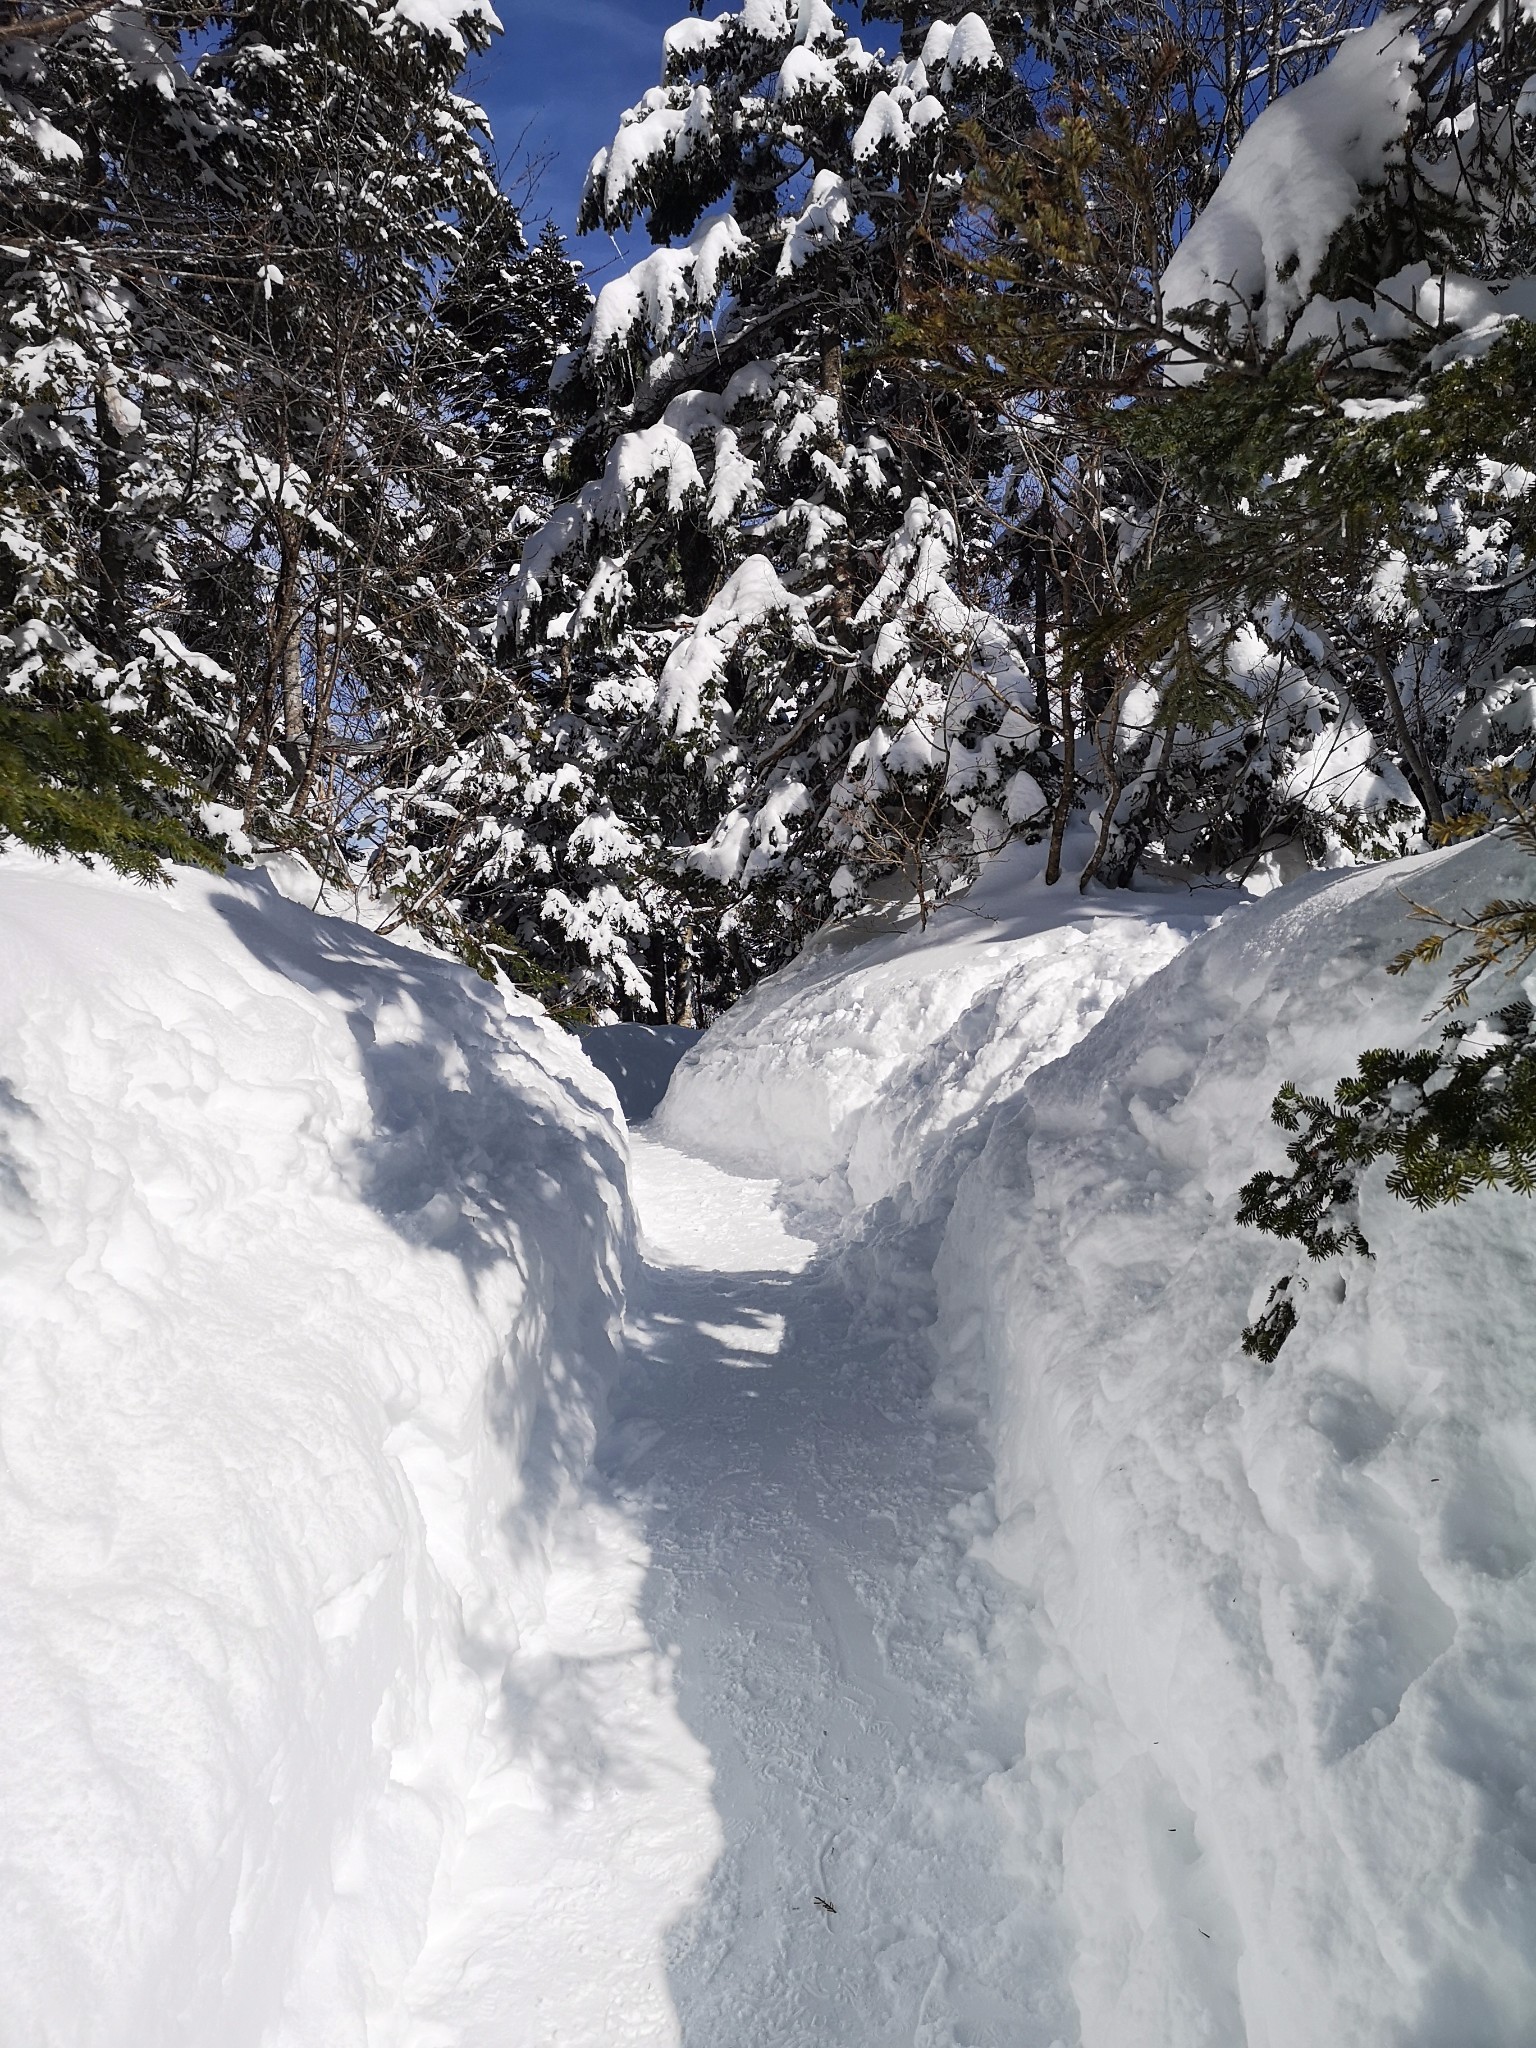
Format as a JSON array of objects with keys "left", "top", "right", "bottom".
[
  {"left": 272, "top": 518, "right": 305, "bottom": 746},
  {"left": 1371, "top": 650, "right": 1445, "bottom": 829},
  {"left": 821, "top": 334, "right": 853, "bottom": 634},
  {"left": 1044, "top": 578, "right": 1076, "bottom": 885},
  {"left": 676, "top": 916, "right": 697, "bottom": 1028},
  {"left": 94, "top": 387, "right": 128, "bottom": 665}
]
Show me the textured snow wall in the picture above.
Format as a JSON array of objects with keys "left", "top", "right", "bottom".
[
  {"left": 940, "top": 836, "right": 1536, "bottom": 2046},
  {"left": 579, "top": 1023, "right": 703, "bottom": 1124},
  {"left": 0, "top": 854, "right": 632, "bottom": 2047},
  {"left": 655, "top": 834, "right": 1215, "bottom": 1239}
]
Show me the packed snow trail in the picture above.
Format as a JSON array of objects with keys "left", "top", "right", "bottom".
[{"left": 600, "top": 1133, "right": 1073, "bottom": 2048}]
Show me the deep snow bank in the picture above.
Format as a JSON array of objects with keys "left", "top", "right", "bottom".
[
  {"left": 942, "top": 837, "right": 1536, "bottom": 2046},
  {"left": 0, "top": 853, "right": 642, "bottom": 2046},
  {"left": 655, "top": 836, "right": 1217, "bottom": 1236},
  {"left": 662, "top": 834, "right": 1536, "bottom": 2043},
  {"left": 580, "top": 1022, "right": 702, "bottom": 1123}
]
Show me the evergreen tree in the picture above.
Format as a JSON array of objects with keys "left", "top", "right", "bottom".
[
  {"left": 175, "top": 0, "right": 534, "bottom": 867},
  {"left": 1148, "top": 4, "right": 1536, "bottom": 1355},
  {"left": 1100, "top": 0, "right": 1536, "bottom": 883},
  {"left": 890, "top": 0, "right": 1461, "bottom": 890},
  {"left": 502, "top": 1, "right": 1048, "bottom": 1017},
  {"left": 0, "top": 0, "right": 232, "bottom": 870},
  {"left": 0, "top": 0, "right": 588, "bottom": 924}
]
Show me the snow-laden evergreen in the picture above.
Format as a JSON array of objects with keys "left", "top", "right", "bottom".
[
  {"left": 1, "top": 0, "right": 587, "bottom": 931},
  {"left": 1127, "top": 3, "right": 1536, "bottom": 875},
  {"left": 500, "top": 1, "right": 1045, "bottom": 1014}
]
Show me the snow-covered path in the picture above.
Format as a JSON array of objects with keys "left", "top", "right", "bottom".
[{"left": 599, "top": 1134, "right": 1073, "bottom": 2047}]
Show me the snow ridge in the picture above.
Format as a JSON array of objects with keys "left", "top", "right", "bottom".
[
  {"left": 661, "top": 834, "right": 1536, "bottom": 2044},
  {"left": 0, "top": 854, "right": 714, "bottom": 2048}
]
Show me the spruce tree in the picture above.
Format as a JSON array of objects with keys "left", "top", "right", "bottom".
[
  {"left": 1105, "top": 0, "right": 1536, "bottom": 882},
  {"left": 1, "top": 0, "right": 587, "bottom": 916},
  {"left": 0, "top": 0, "right": 232, "bottom": 871},
  {"left": 503, "top": 1, "right": 1047, "bottom": 1017}
]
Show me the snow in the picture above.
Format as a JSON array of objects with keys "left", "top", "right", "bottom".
[
  {"left": 1288, "top": 261, "right": 1536, "bottom": 371},
  {"left": 1278, "top": 703, "right": 1416, "bottom": 812},
  {"left": 656, "top": 832, "right": 1217, "bottom": 1236},
  {"left": 380, "top": 0, "right": 497, "bottom": 53},
  {"left": 776, "top": 44, "right": 839, "bottom": 102},
  {"left": 938, "top": 834, "right": 1536, "bottom": 2045},
  {"left": 936, "top": 13, "right": 999, "bottom": 88},
  {"left": 1161, "top": 10, "right": 1421, "bottom": 358},
  {"left": 603, "top": 1136, "right": 1077, "bottom": 2044},
  {"left": 0, "top": 852, "right": 714, "bottom": 2047},
  {"left": 580, "top": 1024, "right": 702, "bottom": 1122},
  {"left": 917, "top": 13, "right": 1001, "bottom": 86},
  {"left": 655, "top": 553, "right": 815, "bottom": 734},
  {"left": 511, "top": 366, "right": 775, "bottom": 624},
  {"left": 10, "top": 806, "right": 1535, "bottom": 2043},
  {"left": 660, "top": 829, "right": 1536, "bottom": 2041},
  {"left": 852, "top": 90, "right": 909, "bottom": 161},
  {"left": 587, "top": 213, "right": 746, "bottom": 364},
  {"left": 776, "top": 168, "right": 853, "bottom": 275},
  {"left": 598, "top": 84, "right": 713, "bottom": 211}
]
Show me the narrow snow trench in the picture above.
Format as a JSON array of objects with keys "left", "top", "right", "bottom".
[{"left": 602, "top": 1133, "right": 1074, "bottom": 2048}]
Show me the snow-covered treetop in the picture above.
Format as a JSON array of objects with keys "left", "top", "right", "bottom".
[
  {"left": 380, "top": 0, "right": 499, "bottom": 54},
  {"left": 498, "top": 0, "right": 1035, "bottom": 962},
  {"left": 1161, "top": 8, "right": 1422, "bottom": 362},
  {"left": 567, "top": 2, "right": 1002, "bottom": 382},
  {"left": 1161, "top": 2, "right": 1536, "bottom": 379}
]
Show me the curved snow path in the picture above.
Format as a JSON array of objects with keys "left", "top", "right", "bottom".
[{"left": 601, "top": 1135, "right": 1074, "bottom": 2047}]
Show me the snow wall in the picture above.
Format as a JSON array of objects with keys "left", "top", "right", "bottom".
[
  {"left": 655, "top": 835, "right": 1217, "bottom": 1248},
  {"left": 0, "top": 853, "right": 636, "bottom": 2046},
  {"left": 661, "top": 833, "right": 1536, "bottom": 2046}
]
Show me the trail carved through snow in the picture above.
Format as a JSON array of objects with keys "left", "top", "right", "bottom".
[{"left": 599, "top": 1134, "right": 1073, "bottom": 2047}]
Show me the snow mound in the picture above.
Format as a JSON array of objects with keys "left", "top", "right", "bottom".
[
  {"left": 656, "top": 834, "right": 1217, "bottom": 1235},
  {"left": 0, "top": 854, "right": 713, "bottom": 2046},
  {"left": 580, "top": 1023, "right": 702, "bottom": 1123},
  {"left": 940, "top": 835, "right": 1536, "bottom": 2045}
]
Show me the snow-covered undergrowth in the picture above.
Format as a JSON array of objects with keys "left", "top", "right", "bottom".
[
  {"left": 0, "top": 853, "right": 711, "bottom": 2047},
  {"left": 662, "top": 835, "right": 1536, "bottom": 2044},
  {"left": 656, "top": 834, "right": 1216, "bottom": 1249}
]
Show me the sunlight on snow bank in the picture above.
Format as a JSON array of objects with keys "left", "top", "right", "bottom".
[{"left": 0, "top": 852, "right": 718, "bottom": 2048}]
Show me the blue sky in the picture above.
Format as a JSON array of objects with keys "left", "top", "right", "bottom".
[
  {"left": 465, "top": 0, "right": 685, "bottom": 276},
  {"left": 467, "top": 1, "right": 903, "bottom": 282}
]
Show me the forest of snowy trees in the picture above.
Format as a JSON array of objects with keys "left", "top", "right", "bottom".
[
  {"left": 4, "top": 0, "right": 1536, "bottom": 1022},
  {"left": 7, "top": 7, "right": 1536, "bottom": 2035}
]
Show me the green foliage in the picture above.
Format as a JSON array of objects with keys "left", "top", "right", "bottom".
[
  {"left": 1110, "top": 324, "right": 1536, "bottom": 700},
  {"left": 1242, "top": 1276, "right": 1300, "bottom": 1365},
  {"left": 1388, "top": 777, "right": 1536, "bottom": 1004},
  {"left": 1237, "top": 1000, "right": 1536, "bottom": 1355},
  {"left": 0, "top": 701, "right": 222, "bottom": 880}
]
